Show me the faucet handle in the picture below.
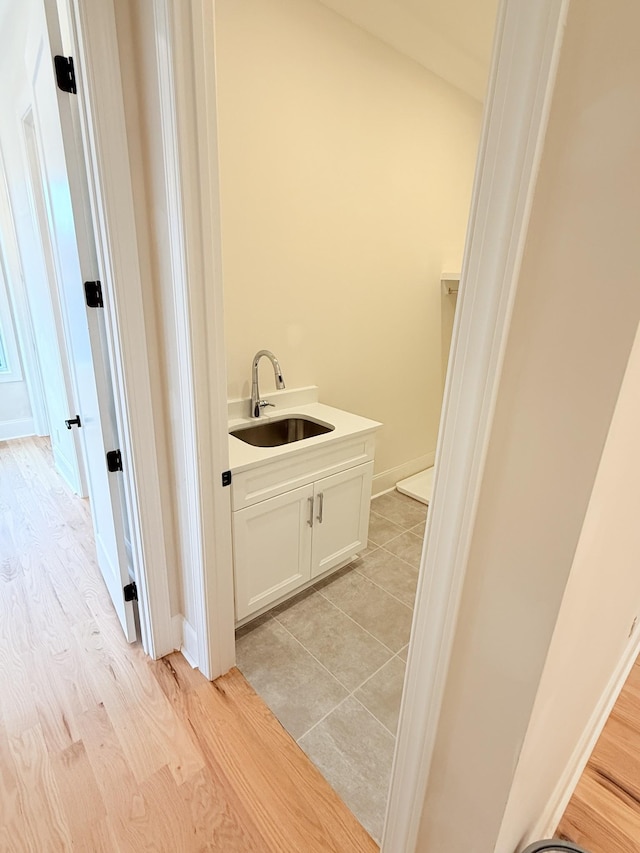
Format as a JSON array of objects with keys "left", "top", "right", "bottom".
[{"left": 258, "top": 400, "right": 275, "bottom": 411}]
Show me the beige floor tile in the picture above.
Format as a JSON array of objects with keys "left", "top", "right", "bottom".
[
  {"left": 355, "top": 656, "right": 407, "bottom": 734},
  {"left": 316, "top": 569, "right": 412, "bottom": 652},
  {"left": 367, "top": 512, "right": 405, "bottom": 546},
  {"left": 410, "top": 520, "right": 427, "bottom": 536},
  {"left": 371, "top": 492, "right": 427, "bottom": 529},
  {"left": 397, "top": 645, "right": 409, "bottom": 662},
  {"left": 299, "top": 697, "right": 395, "bottom": 843},
  {"left": 356, "top": 549, "right": 418, "bottom": 607},
  {"left": 360, "top": 541, "right": 380, "bottom": 558},
  {"left": 274, "top": 591, "right": 393, "bottom": 691},
  {"left": 235, "top": 618, "right": 347, "bottom": 739},
  {"left": 383, "top": 530, "right": 424, "bottom": 569}
]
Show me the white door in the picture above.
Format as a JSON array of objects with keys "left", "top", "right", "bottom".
[
  {"left": 233, "top": 484, "right": 314, "bottom": 620},
  {"left": 22, "top": 108, "right": 85, "bottom": 495},
  {"left": 311, "top": 462, "right": 373, "bottom": 579},
  {"left": 25, "top": 2, "right": 135, "bottom": 640}
]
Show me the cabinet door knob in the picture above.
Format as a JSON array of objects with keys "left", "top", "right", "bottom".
[
  {"left": 316, "top": 492, "right": 324, "bottom": 524},
  {"left": 307, "top": 496, "right": 314, "bottom": 527}
]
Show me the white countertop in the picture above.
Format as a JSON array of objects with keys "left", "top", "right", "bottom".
[{"left": 228, "top": 387, "right": 382, "bottom": 474}]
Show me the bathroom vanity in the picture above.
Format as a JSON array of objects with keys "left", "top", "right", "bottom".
[{"left": 228, "top": 387, "right": 381, "bottom": 622}]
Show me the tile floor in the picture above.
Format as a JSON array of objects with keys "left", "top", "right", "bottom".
[{"left": 236, "top": 490, "right": 427, "bottom": 842}]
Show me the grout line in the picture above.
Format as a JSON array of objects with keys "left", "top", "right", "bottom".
[
  {"left": 351, "top": 565, "right": 415, "bottom": 612},
  {"left": 296, "top": 693, "right": 353, "bottom": 743},
  {"left": 272, "top": 613, "right": 357, "bottom": 692},
  {"left": 313, "top": 585, "right": 399, "bottom": 655},
  {"left": 350, "top": 651, "right": 402, "bottom": 696},
  {"left": 350, "top": 694, "right": 397, "bottom": 740}
]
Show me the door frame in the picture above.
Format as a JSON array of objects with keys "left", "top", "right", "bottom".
[
  {"left": 382, "top": 1, "right": 570, "bottom": 848},
  {"left": 154, "top": 0, "right": 572, "bottom": 843},
  {"left": 52, "top": 0, "right": 174, "bottom": 658}
]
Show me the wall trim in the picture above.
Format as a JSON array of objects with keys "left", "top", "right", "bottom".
[
  {"left": 530, "top": 632, "right": 640, "bottom": 844},
  {"left": 0, "top": 417, "right": 35, "bottom": 441},
  {"left": 169, "top": 0, "right": 236, "bottom": 678},
  {"left": 63, "top": 0, "right": 174, "bottom": 658},
  {"left": 382, "top": 1, "right": 570, "bottom": 850},
  {"left": 171, "top": 614, "right": 200, "bottom": 669},
  {"left": 372, "top": 452, "right": 436, "bottom": 497},
  {"left": 152, "top": 0, "right": 211, "bottom": 676}
]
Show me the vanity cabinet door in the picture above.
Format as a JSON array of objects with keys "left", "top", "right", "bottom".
[
  {"left": 311, "top": 461, "right": 374, "bottom": 579},
  {"left": 233, "top": 483, "right": 314, "bottom": 620}
]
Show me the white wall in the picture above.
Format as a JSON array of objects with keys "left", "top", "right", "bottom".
[
  {"left": 0, "top": 259, "right": 33, "bottom": 439},
  {"left": 0, "top": 35, "right": 34, "bottom": 441},
  {"left": 315, "top": 0, "right": 498, "bottom": 101},
  {"left": 498, "top": 320, "right": 640, "bottom": 849},
  {"left": 416, "top": 0, "right": 640, "bottom": 849},
  {"left": 215, "top": 0, "right": 482, "bottom": 488}
]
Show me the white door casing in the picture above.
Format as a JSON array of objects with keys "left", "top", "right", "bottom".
[{"left": 26, "top": 0, "right": 135, "bottom": 641}]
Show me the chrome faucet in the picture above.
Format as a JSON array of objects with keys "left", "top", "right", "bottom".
[{"left": 250, "top": 350, "right": 285, "bottom": 418}]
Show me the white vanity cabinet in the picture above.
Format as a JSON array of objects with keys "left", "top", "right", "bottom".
[
  {"left": 310, "top": 463, "right": 373, "bottom": 579},
  {"left": 231, "top": 445, "right": 374, "bottom": 620},
  {"left": 233, "top": 483, "right": 314, "bottom": 620}
]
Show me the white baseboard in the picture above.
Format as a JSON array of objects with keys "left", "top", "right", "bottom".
[
  {"left": 372, "top": 452, "right": 436, "bottom": 497},
  {"left": 172, "top": 614, "right": 199, "bottom": 669},
  {"left": 527, "top": 632, "right": 640, "bottom": 846},
  {"left": 0, "top": 417, "right": 35, "bottom": 441}
]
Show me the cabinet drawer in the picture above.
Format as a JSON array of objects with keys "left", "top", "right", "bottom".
[{"left": 231, "top": 434, "right": 375, "bottom": 511}]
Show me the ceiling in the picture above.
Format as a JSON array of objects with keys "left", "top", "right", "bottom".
[{"left": 316, "top": 0, "right": 500, "bottom": 101}]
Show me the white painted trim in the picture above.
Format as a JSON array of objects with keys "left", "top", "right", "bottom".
[
  {"left": 168, "top": 0, "right": 236, "bottom": 679},
  {"left": 152, "top": 0, "right": 213, "bottom": 679},
  {"left": 528, "top": 632, "right": 640, "bottom": 844},
  {"left": 372, "top": 451, "right": 436, "bottom": 497},
  {"left": 171, "top": 615, "right": 199, "bottom": 669},
  {"left": 62, "top": 0, "right": 174, "bottom": 658},
  {"left": 0, "top": 418, "right": 35, "bottom": 441},
  {"left": 382, "top": 2, "right": 570, "bottom": 850}
]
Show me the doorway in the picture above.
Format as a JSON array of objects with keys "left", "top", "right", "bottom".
[
  {"left": 212, "top": 0, "right": 497, "bottom": 840},
  {"left": 0, "top": 0, "right": 153, "bottom": 652},
  {"left": 21, "top": 106, "right": 86, "bottom": 495}
]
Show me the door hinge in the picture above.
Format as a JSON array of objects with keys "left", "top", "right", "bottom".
[
  {"left": 54, "top": 55, "right": 77, "bottom": 94},
  {"left": 106, "top": 449, "right": 123, "bottom": 472},
  {"left": 222, "top": 470, "right": 232, "bottom": 487},
  {"left": 123, "top": 582, "right": 137, "bottom": 602},
  {"left": 84, "top": 280, "right": 103, "bottom": 308}
]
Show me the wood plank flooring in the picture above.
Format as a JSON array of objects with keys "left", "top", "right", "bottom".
[
  {"left": 557, "top": 655, "right": 640, "bottom": 851},
  {"left": 0, "top": 437, "right": 377, "bottom": 851}
]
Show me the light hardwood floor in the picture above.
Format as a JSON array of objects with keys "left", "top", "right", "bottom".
[
  {"left": 558, "top": 655, "right": 640, "bottom": 852},
  {"left": 0, "top": 437, "right": 377, "bottom": 851}
]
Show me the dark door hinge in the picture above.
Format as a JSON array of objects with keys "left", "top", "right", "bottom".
[
  {"left": 84, "top": 280, "right": 103, "bottom": 308},
  {"left": 123, "top": 582, "right": 137, "bottom": 602},
  {"left": 222, "top": 470, "right": 232, "bottom": 487},
  {"left": 64, "top": 415, "right": 81, "bottom": 429},
  {"left": 106, "top": 449, "right": 123, "bottom": 472},
  {"left": 54, "top": 55, "right": 77, "bottom": 94}
]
